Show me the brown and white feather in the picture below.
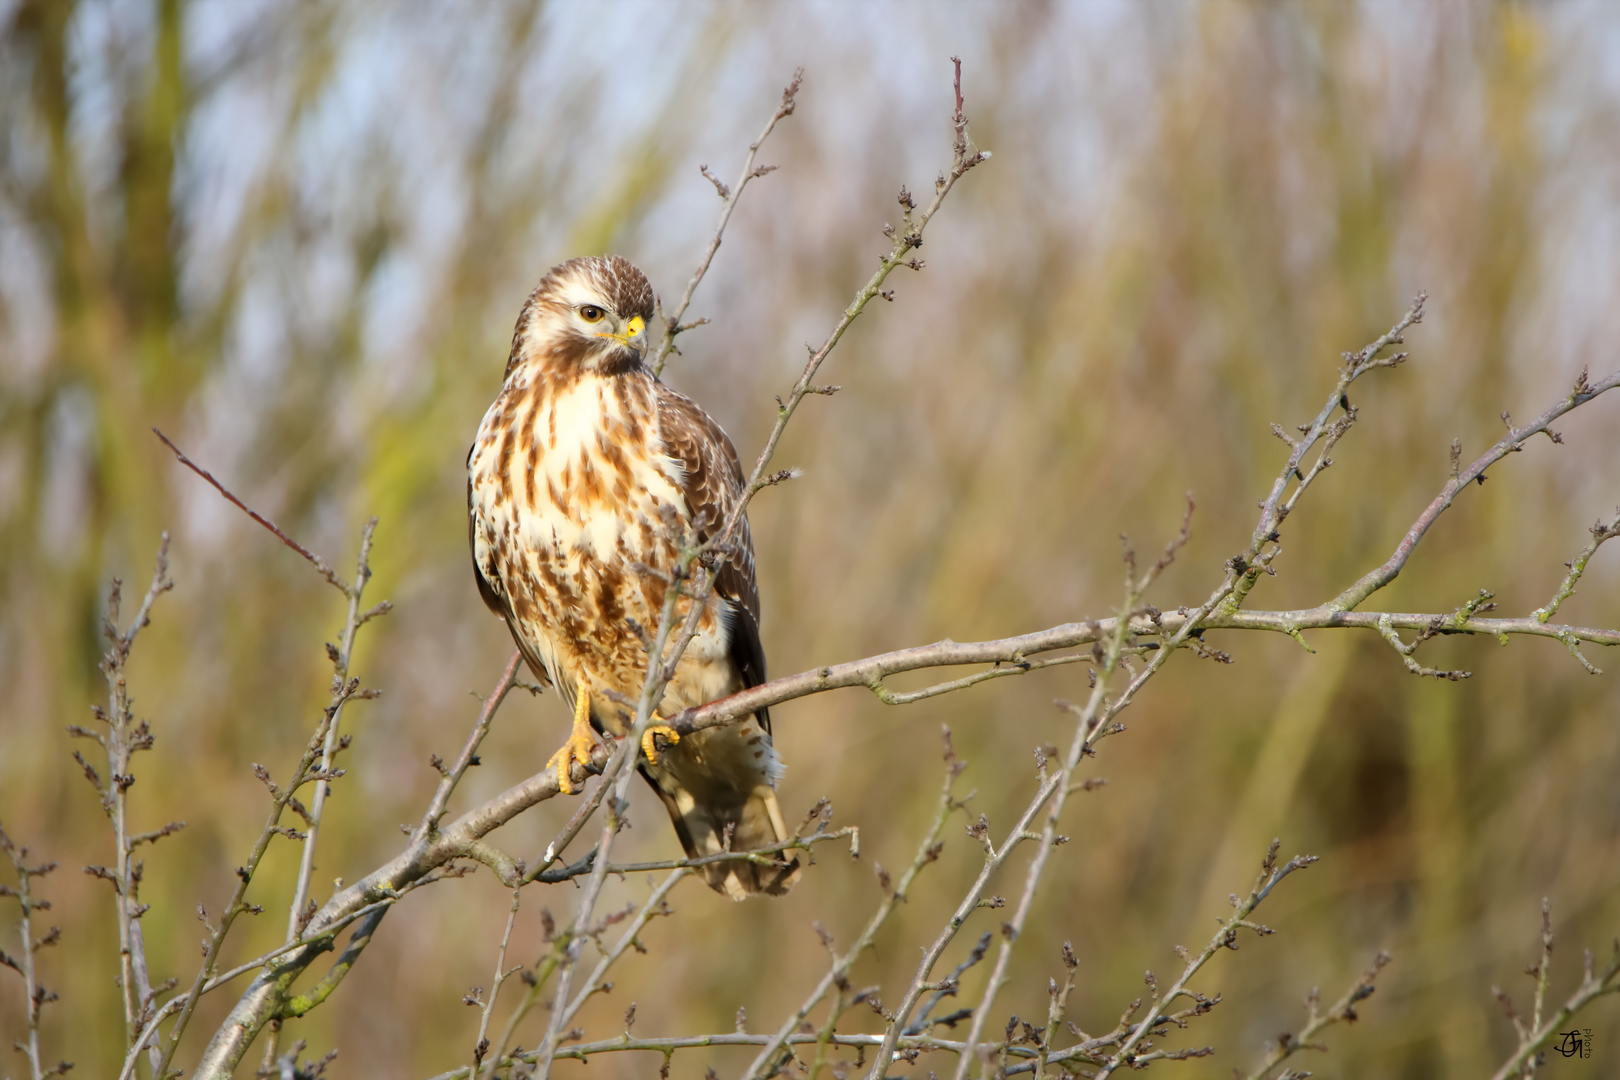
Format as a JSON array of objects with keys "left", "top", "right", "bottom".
[{"left": 467, "top": 255, "right": 797, "bottom": 898}]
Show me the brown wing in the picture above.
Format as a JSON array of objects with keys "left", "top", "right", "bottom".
[
  {"left": 466, "top": 446, "right": 553, "bottom": 689},
  {"left": 654, "top": 384, "right": 769, "bottom": 727},
  {"left": 466, "top": 458, "right": 506, "bottom": 617}
]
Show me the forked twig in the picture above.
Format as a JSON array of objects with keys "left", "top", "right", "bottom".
[
  {"left": 1489, "top": 901, "right": 1620, "bottom": 1080},
  {"left": 1240, "top": 951, "right": 1391, "bottom": 1080},
  {"left": 652, "top": 68, "right": 803, "bottom": 377},
  {"left": 1, "top": 824, "right": 71, "bottom": 1080}
]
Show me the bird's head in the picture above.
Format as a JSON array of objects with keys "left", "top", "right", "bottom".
[{"left": 507, "top": 255, "right": 656, "bottom": 378}]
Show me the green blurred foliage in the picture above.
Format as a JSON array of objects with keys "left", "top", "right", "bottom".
[{"left": 2, "top": 1, "right": 1619, "bottom": 1077}]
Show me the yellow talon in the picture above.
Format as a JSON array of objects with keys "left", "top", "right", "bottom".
[
  {"left": 548, "top": 676, "right": 599, "bottom": 795},
  {"left": 641, "top": 720, "right": 680, "bottom": 766}
]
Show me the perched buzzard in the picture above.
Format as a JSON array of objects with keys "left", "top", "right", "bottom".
[{"left": 467, "top": 255, "right": 798, "bottom": 899}]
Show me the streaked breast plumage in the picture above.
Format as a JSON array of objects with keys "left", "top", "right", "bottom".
[{"left": 466, "top": 255, "right": 799, "bottom": 898}]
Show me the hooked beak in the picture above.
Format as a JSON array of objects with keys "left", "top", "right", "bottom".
[{"left": 595, "top": 314, "right": 647, "bottom": 359}]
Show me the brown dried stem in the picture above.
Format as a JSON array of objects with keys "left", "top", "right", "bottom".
[{"left": 153, "top": 429, "right": 347, "bottom": 593}]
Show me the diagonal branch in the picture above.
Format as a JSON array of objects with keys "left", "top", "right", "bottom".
[
  {"left": 1239, "top": 951, "right": 1391, "bottom": 1080},
  {"left": 416, "top": 651, "right": 525, "bottom": 844},
  {"left": 651, "top": 68, "right": 802, "bottom": 377},
  {"left": 1090, "top": 842, "right": 1318, "bottom": 1078},
  {"left": 189, "top": 665, "right": 539, "bottom": 1075},
  {"left": 745, "top": 730, "right": 962, "bottom": 1078},
  {"left": 1533, "top": 509, "right": 1620, "bottom": 625},
  {"left": 1489, "top": 949, "right": 1620, "bottom": 1080},
  {"left": 1330, "top": 366, "right": 1620, "bottom": 613},
  {"left": 154, "top": 675, "right": 364, "bottom": 1078},
  {"left": 154, "top": 428, "right": 348, "bottom": 593}
]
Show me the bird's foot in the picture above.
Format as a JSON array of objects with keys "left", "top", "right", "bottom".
[
  {"left": 547, "top": 726, "right": 597, "bottom": 795},
  {"left": 549, "top": 678, "right": 600, "bottom": 795},
  {"left": 641, "top": 719, "right": 681, "bottom": 767}
]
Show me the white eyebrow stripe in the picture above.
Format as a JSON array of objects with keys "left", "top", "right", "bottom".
[{"left": 557, "top": 277, "right": 616, "bottom": 314}]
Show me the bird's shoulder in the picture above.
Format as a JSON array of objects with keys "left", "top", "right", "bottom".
[
  {"left": 652, "top": 381, "right": 745, "bottom": 495},
  {"left": 650, "top": 380, "right": 760, "bottom": 623}
]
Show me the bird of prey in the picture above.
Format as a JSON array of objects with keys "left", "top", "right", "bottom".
[{"left": 466, "top": 255, "right": 799, "bottom": 899}]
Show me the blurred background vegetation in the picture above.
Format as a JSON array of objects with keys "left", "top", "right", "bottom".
[{"left": 2, "top": 1, "right": 1619, "bottom": 1076}]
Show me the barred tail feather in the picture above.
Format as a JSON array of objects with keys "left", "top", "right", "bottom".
[{"left": 650, "top": 781, "right": 801, "bottom": 900}]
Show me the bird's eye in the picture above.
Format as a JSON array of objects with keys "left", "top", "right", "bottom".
[{"left": 579, "top": 305, "right": 606, "bottom": 323}]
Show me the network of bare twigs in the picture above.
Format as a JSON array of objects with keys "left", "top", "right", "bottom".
[{"left": 4, "top": 60, "right": 1620, "bottom": 1080}]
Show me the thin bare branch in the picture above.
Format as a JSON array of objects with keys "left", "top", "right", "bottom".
[
  {"left": 159, "top": 674, "right": 365, "bottom": 1076},
  {"left": 1, "top": 824, "right": 71, "bottom": 1080},
  {"left": 1330, "top": 366, "right": 1620, "bottom": 613},
  {"left": 1240, "top": 951, "right": 1390, "bottom": 1080},
  {"left": 83, "top": 535, "right": 174, "bottom": 1073},
  {"left": 287, "top": 518, "right": 380, "bottom": 944},
  {"left": 1488, "top": 909, "right": 1620, "bottom": 1080},
  {"left": 469, "top": 888, "right": 523, "bottom": 1080},
  {"left": 651, "top": 68, "right": 803, "bottom": 376},
  {"left": 532, "top": 825, "right": 856, "bottom": 883},
  {"left": 417, "top": 651, "right": 525, "bottom": 845},
  {"left": 746, "top": 732, "right": 960, "bottom": 1078},
  {"left": 421, "top": 1030, "right": 1071, "bottom": 1080},
  {"left": 1089, "top": 843, "right": 1318, "bottom": 1077},
  {"left": 1533, "top": 509, "right": 1620, "bottom": 624},
  {"left": 153, "top": 428, "right": 347, "bottom": 592}
]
